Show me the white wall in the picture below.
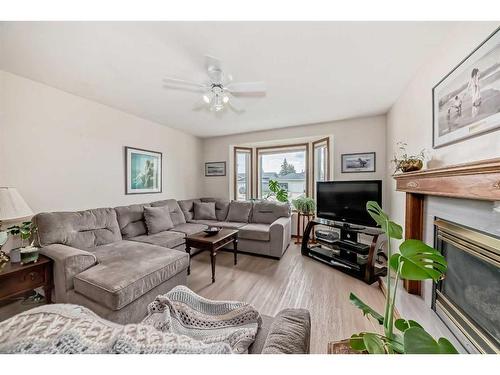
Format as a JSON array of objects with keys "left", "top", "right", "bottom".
[
  {"left": 202, "top": 115, "right": 387, "bottom": 202},
  {"left": 386, "top": 22, "right": 500, "bottom": 231},
  {"left": 0, "top": 71, "right": 203, "bottom": 214}
]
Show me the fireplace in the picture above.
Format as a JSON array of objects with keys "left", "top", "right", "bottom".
[{"left": 432, "top": 218, "right": 500, "bottom": 354}]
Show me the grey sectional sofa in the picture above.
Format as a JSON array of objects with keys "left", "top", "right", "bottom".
[{"left": 33, "top": 198, "right": 292, "bottom": 325}]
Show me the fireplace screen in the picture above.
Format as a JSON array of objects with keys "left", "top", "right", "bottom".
[{"left": 433, "top": 219, "right": 500, "bottom": 354}]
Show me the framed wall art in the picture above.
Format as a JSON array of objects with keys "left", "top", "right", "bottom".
[
  {"left": 433, "top": 27, "right": 500, "bottom": 148},
  {"left": 125, "top": 146, "right": 162, "bottom": 194},
  {"left": 341, "top": 152, "right": 376, "bottom": 173}
]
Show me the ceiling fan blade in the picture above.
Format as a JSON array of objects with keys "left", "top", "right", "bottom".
[
  {"left": 162, "top": 84, "right": 206, "bottom": 93},
  {"left": 163, "top": 77, "right": 207, "bottom": 88},
  {"left": 226, "top": 81, "right": 266, "bottom": 95}
]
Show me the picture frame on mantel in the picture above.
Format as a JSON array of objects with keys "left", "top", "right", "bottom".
[
  {"left": 432, "top": 27, "right": 500, "bottom": 149},
  {"left": 341, "top": 152, "right": 376, "bottom": 173},
  {"left": 205, "top": 161, "right": 226, "bottom": 177},
  {"left": 125, "top": 146, "right": 162, "bottom": 194}
]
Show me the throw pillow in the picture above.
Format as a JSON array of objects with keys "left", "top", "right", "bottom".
[
  {"left": 144, "top": 205, "right": 174, "bottom": 234},
  {"left": 193, "top": 201, "right": 217, "bottom": 221},
  {"left": 226, "top": 201, "right": 253, "bottom": 223}
]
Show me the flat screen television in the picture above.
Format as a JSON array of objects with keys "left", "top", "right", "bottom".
[{"left": 316, "top": 180, "right": 382, "bottom": 227}]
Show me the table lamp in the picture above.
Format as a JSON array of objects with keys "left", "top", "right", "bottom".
[{"left": 0, "top": 187, "right": 34, "bottom": 266}]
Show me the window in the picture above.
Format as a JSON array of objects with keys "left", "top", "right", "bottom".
[
  {"left": 312, "top": 138, "right": 330, "bottom": 197},
  {"left": 257, "top": 144, "right": 308, "bottom": 202},
  {"left": 234, "top": 147, "right": 252, "bottom": 201}
]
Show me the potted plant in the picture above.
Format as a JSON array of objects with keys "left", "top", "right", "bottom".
[
  {"left": 7, "top": 221, "right": 39, "bottom": 264},
  {"left": 344, "top": 202, "right": 458, "bottom": 354},
  {"left": 292, "top": 196, "right": 315, "bottom": 215},
  {"left": 391, "top": 141, "right": 427, "bottom": 174},
  {"left": 265, "top": 179, "right": 289, "bottom": 203}
]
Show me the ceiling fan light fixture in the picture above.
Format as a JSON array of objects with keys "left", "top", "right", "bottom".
[{"left": 202, "top": 94, "right": 211, "bottom": 104}]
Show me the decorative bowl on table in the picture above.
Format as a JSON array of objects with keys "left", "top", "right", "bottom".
[{"left": 204, "top": 227, "right": 222, "bottom": 236}]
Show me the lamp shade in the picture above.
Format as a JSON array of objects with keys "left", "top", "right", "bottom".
[{"left": 0, "top": 187, "right": 34, "bottom": 222}]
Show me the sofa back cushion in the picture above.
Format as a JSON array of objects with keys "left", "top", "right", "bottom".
[
  {"left": 34, "top": 208, "right": 122, "bottom": 250},
  {"left": 200, "top": 197, "right": 229, "bottom": 221},
  {"left": 177, "top": 199, "right": 201, "bottom": 221},
  {"left": 226, "top": 201, "right": 253, "bottom": 223},
  {"left": 193, "top": 201, "right": 217, "bottom": 220},
  {"left": 143, "top": 205, "right": 174, "bottom": 234},
  {"left": 114, "top": 203, "right": 150, "bottom": 239},
  {"left": 251, "top": 201, "right": 291, "bottom": 224},
  {"left": 150, "top": 199, "right": 186, "bottom": 226}
]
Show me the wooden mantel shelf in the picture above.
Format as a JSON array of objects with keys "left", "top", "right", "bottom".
[
  {"left": 393, "top": 158, "right": 500, "bottom": 295},
  {"left": 394, "top": 157, "right": 500, "bottom": 201}
]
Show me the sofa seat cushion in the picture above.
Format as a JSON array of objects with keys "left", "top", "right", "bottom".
[
  {"left": 238, "top": 223, "right": 271, "bottom": 241},
  {"left": 129, "top": 231, "right": 185, "bottom": 248},
  {"left": 74, "top": 241, "right": 188, "bottom": 311},
  {"left": 170, "top": 223, "right": 208, "bottom": 236},
  {"left": 216, "top": 221, "right": 247, "bottom": 229}
]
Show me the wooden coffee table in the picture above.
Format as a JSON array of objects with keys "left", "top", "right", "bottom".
[{"left": 185, "top": 228, "right": 238, "bottom": 283}]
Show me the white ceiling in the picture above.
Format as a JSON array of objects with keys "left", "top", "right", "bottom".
[{"left": 0, "top": 22, "right": 455, "bottom": 137}]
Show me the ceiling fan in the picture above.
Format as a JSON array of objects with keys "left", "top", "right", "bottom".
[{"left": 162, "top": 55, "right": 266, "bottom": 113}]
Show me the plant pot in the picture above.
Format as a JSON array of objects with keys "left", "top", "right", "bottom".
[
  {"left": 20, "top": 246, "right": 39, "bottom": 264},
  {"left": 328, "top": 339, "right": 365, "bottom": 354},
  {"left": 399, "top": 159, "right": 423, "bottom": 173}
]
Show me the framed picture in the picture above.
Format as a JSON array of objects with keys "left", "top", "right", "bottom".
[
  {"left": 125, "top": 146, "right": 162, "bottom": 194},
  {"left": 341, "top": 152, "right": 376, "bottom": 173},
  {"left": 433, "top": 27, "right": 500, "bottom": 148},
  {"left": 205, "top": 161, "right": 226, "bottom": 177}
]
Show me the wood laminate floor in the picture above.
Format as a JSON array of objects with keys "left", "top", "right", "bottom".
[
  {"left": 0, "top": 244, "right": 386, "bottom": 354},
  {"left": 188, "top": 244, "right": 385, "bottom": 353}
]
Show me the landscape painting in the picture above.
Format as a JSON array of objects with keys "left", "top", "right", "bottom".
[
  {"left": 125, "top": 147, "right": 162, "bottom": 194},
  {"left": 205, "top": 161, "right": 226, "bottom": 176},
  {"left": 341, "top": 152, "right": 376, "bottom": 173},
  {"left": 433, "top": 27, "right": 500, "bottom": 148}
]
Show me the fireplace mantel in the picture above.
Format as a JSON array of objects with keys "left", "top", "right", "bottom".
[
  {"left": 393, "top": 157, "right": 500, "bottom": 294},
  {"left": 394, "top": 157, "right": 500, "bottom": 200}
]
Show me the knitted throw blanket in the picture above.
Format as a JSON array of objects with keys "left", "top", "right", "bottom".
[
  {"left": 0, "top": 304, "right": 231, "bottom": 354},
  {"left": 142, "top": 286, "right": 262, "bottom": 354},
  {"left": 0, "top": 286, "right": 261, "bottom": 354}
]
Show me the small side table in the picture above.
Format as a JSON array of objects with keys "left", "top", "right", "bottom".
[
  {"left": 295, "top": 212, "right": 315, "bottom": 245},
  {"left": 0, "top": 254, "right": 53, "bottom": 303}
]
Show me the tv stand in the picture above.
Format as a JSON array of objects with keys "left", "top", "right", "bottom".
[{"left": 301, "top": 217, "right": 387, "bottom": 284}]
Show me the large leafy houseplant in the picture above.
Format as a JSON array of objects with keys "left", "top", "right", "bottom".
[
  {"left": 265, "top": 179, "right": 289, "bottom": 203},
  {"left": 348, "top": 202, "right": 458, "bottom": 354}
]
